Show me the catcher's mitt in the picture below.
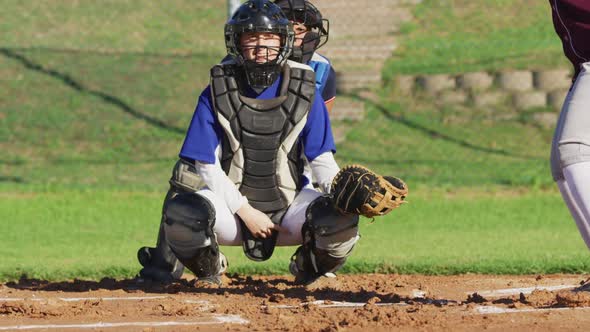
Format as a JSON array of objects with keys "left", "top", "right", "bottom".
[{"left": 331, "top": 164, "right": 408, "bottom": 218}]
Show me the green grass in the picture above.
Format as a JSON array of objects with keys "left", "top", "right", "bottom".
[
  {"left": 384, "top": 0, "right": 570, "bottom": 77},
  {"left": 1, "top": 48, "right": 557, "bottom": 191},
  {"left": 1, "top": 189, "right": 587, "bottom": 281},
  {"left": 0, "top": 49, "right": 217, "bottom": 191},
  {"left": 335, "top": 97, "right": 555, "bottom": 190},
  {"left": 0, "top": 0, "right": 226, "bottom": 54}
]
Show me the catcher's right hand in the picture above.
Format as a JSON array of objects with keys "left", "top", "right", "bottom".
[{"left": 331, "top": 164, "right": 408, "bottom": 218}]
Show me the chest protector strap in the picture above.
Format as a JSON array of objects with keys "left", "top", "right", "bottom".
[{"left": 211, "top": 61, "right": 316, "bottom": 261}]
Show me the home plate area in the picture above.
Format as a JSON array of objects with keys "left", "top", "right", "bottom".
[{"left": 2, "top": 274, "right": 590, "bottom": 331}]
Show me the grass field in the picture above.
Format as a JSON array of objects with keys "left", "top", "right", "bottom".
[
  {"left": 384, "top": 0, "right": 569, "bottom": 78},
  {"left": 1, "top": 1, "right": 588, "bottom": 281},
  {"left": 1, "top": 189, "right": 586, "bottom": 281},
  {"left": 0, "top": 1, "right": 227, "bottom": 54}
]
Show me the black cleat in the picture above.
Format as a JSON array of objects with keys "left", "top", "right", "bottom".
[{"left": 136, "top": 246, "right": 184, "bottom": 283}]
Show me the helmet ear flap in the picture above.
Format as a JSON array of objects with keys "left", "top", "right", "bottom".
[
  {"left": 303, "top": 31, "right": 320, "bottom": 49},
  {"left": 293, "top": 31, "right": 320, "bottom": 63}
]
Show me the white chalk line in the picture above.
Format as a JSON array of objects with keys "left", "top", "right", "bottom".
[
  {"left": 411, "top": 290, "right": 427, "bottom": 298},
  {"left": 475, "top": 305, "right": 590, "bottom": 315},
  {"left": 0, "top": 296, "right": 210, "bottom": 304},
  {"left": 1, "top": 296, "right": 215, "bottom": 312},
  {"left": 0, "top": 315, "right": 248, "bottom": 330},
  {"left": 270, "top": 300, "right": 408, "bottom": 309},
  {"left": 0, "top": 296, "right": 403, "bottom": 310},
  {"left": 470, "top": 284, "right": 579, "bottom": 298},
  {"left": 0, "top": 296, "right": 170, "bottom": 302}
]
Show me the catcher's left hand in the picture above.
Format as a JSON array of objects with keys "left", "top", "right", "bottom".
[{"left": 331, "top": 164, "right": 408, "bottom": 218}]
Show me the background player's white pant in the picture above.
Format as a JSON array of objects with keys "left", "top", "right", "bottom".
[
  {"left": 197, "top": 188, "right": 322, "bottom": 246},
  {"left": 551, "top": 61, "right": 590, "bottom": 250}
]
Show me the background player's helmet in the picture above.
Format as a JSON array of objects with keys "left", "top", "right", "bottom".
[
  {"left": 274, "top": 0, "right": 329, "bottom": 63},
  {"left": 225, "top": 0, "right": 295, "bottom": 89}
]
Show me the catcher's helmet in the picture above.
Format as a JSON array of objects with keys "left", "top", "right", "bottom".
[
  {"left": 225, "top": 0, "right": 295, "bottom": 89},
  {"left": 274, "top": 0, "right": 329, "bottom": 63}
]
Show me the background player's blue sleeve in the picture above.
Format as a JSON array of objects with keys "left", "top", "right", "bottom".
[
  {"left": 301, "top": 89, "right": 336, "bottom": 161},
  {"left": 321, "top": 66, "right": 337, "bottom": 102},
  {"left": 179, "top": 86, "right": 222, "bottom": 164}
]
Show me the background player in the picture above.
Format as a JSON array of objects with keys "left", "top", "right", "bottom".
[{"left": 275, "top": 0, "right": 337, "bottom": 113}]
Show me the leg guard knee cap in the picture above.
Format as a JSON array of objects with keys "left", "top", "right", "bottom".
[
  {"left": 291, "top": 196, "right": 360, "bottom": 284},
  {"left": 162, "top": 193, "right": 222, "bottom": 278},
  {"left": 163, "top": 193, "right": 215, "bottom": 257},
  {"left": 307, "top": 196, "right": 359, "bottom": 237},
  {"left": 315, "top": 227, "right": 360, "bottom": 259},
  {"left": 307, "top": 196, "right": 359, "bottom": 261},
  {"left": 163, "top": 193, "right": 215, "bottom": 232}
]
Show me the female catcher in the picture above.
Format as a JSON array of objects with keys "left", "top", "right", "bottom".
[
  {"left": 138, "top": 0, "right": 341, "bottom": 283},
  {"left": 141, "top": 0, "right": 407, "bottom": 286}
]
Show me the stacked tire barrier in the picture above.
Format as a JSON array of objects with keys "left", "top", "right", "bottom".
[{"left": 394, "top": 69, "right": 571, "bottom": 111}]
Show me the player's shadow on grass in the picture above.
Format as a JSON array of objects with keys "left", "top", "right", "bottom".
[
  {"left": 5, "top": 275, "right": 454, "bottom": 306},
  {"left": 341, "top": 91, "right": 543, "bottom": 161},
  {"left": 0, "top": 48, "right": 185, "bottom": 136}
]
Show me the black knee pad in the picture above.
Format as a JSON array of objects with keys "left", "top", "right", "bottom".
[
  {"left": 291, "top": 196, "right": 360, "bottom": 283},
  {"left": 164, "top": 192, "right": 215, "bottom": 233},
  {"left": 307, "top": 195, "right": 359, "bottom": 237},
  {"left": 163, "top": 193, "right": 222, "bottom": 278}
]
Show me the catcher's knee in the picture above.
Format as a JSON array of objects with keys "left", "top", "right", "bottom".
[
  {"left": 558, "top": 142, "right": 590, "bottom": 170},
  {"left": 292, "top": 196, "right": 360, "bottom": 279},
  {"left": 315, "top": 227, "right": 359, "bottom": 259},
  {"left": 163, "top": 193, "right": 222, "bottom": 277},
  {"left": 307, "top": 195, "right": 359, "bottom": 237},
  {"left": 163, "top": 192, "right": 216, "bottom": 255}
]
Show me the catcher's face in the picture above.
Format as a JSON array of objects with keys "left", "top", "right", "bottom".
[
  {"left": 293, "top": 22, "right": 308, "bottom": 47},
  {"left": 240, "top": 32, "right": 282, "bottom": 64}
]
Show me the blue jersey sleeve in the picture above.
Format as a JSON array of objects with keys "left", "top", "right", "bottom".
[
  {"left": 301, "top": 89, "right": 336, "bottom": 161},
  {"left": 179, "top": 86, "right": 222, "bottom": 164},
  {"left": 321, "top": 67, "right": 337, "bottom": 102}
]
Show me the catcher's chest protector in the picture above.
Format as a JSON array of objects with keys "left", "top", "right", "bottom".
[{"left": 210, "top": 61, "right": 316, "bottom": 261}]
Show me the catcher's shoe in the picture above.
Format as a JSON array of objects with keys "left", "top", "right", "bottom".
[
  {"left": 137, "top": 246, "right": 184, "bottom": 283},
  {"left": 289, "top": 258, "right": 336, "bottom": 286},
  {"left": 191, "top": 252, "right": 228, "bottom": 287},
  {"left": 289, "top": 247, "right": 312, "bottom": 285},
  {"left": 289, "top": 246, "right": 343, "bottom": 286}
]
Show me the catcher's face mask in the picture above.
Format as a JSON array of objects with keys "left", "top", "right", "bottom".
[
  {"left": 240, "top": 32, "right": 282, "bottom": 64},
  {"left": 225, "top": 0, "right": 294, "bottom": 89}
]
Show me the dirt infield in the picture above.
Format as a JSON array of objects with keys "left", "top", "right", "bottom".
[{"left": 2, "top": 274, "right": 590, "bottom": 331}]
